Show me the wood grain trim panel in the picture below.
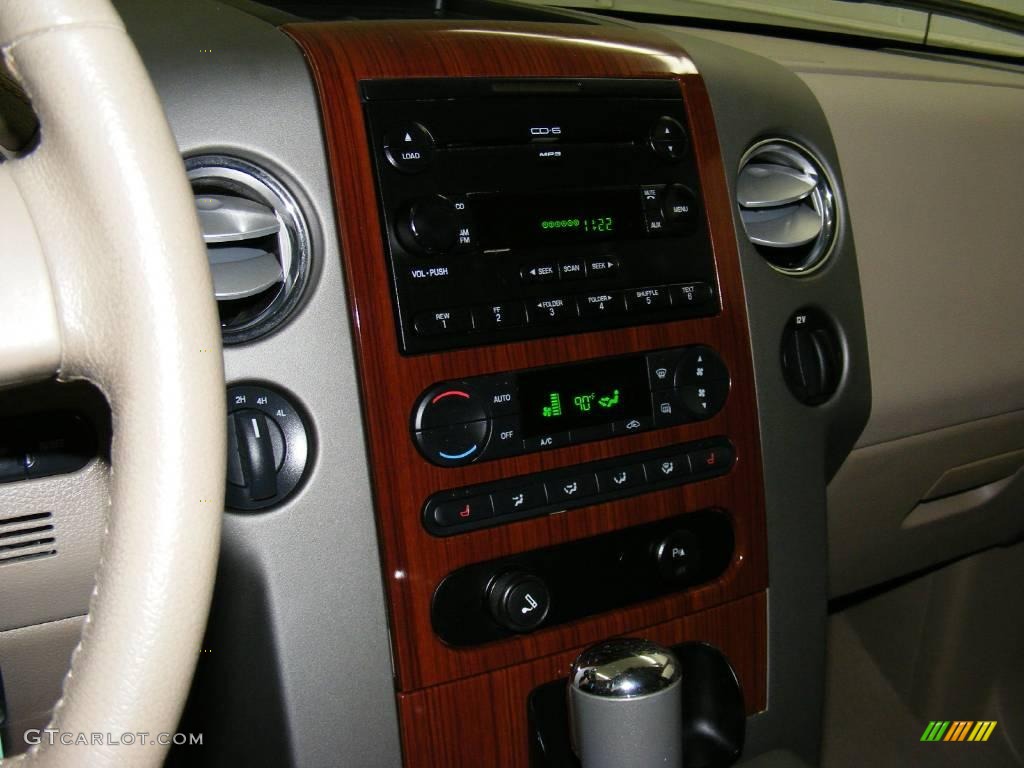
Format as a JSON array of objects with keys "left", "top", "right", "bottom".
[
  {"left": 398, "top": 592, "right": 767, "bottom": 768},
  {"left": 283, "top": 17, "right": 766, "bottom": 707}
]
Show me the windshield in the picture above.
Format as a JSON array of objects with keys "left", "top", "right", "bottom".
[{"left": 519, "top": 0, "right": 1024, "bottom": 60}]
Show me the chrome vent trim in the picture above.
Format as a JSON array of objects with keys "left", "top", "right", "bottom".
[
  {"left": 0, "top": 511, "right": 56, "bottom": 565},
  {"left": 186, "top": 155, "right": 311, "bottom": 344},
  {"left": 737, "top": 139, "right": 838, "bottom": 276}
]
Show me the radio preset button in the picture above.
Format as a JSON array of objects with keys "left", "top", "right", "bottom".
[
  {"left": 384, "top": 122, "right": 436, "bottom": 173},
  {"left": 625, "top": 286, "right": 671, "bottom": 312},
  {"left": 413, "top": 307, "right": 473, "bottom": 335},
  {"left": 521, "top": 263, "right": 559, "bottom": 283},
  {"left": 578, "top": 291, "right": 625, "bottom": 317},
  {"left": 528, "top": 296, "right": 576, "bottom": 324},
  {"left": 673, "top": 282, "right": 714, "bottom": 308},
  {"left": 476, "top": 302, "right": 526, "bottom": 330},
  {"left": 559, "top": 259, "right": 587, "bottom": 280}
]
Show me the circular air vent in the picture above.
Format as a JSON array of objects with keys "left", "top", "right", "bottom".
[
  {"left": 737, "top": 139, "right": 837, "bottom": 275},
  {"left": 186, "top": 156, "right": 311, "bottom": 344}
]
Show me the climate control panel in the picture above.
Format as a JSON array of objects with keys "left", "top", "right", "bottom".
[{"left": 411, "top": 346, "right": 730, "bottom": 467}]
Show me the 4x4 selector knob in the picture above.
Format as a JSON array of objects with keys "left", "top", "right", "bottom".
[
  {"left": 396, "top": 194, "right": 459, "bottom": 256},
  {"left": 487, "top": 571, "right": 551, "bottom": 633}
]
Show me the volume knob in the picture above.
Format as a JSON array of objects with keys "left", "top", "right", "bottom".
[{"left": 396, "top": 194, "right": 459, "bottom": 256}]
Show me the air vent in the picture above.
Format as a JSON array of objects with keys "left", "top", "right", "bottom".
[
  {"left": 737, "top": 140, "right": 837, "bottom": 275},
  {"left": 0, "top": 512, "right": 56, "bottom": 565},
  {"left": 186, "top": 156, "right": 311, "bottom": 343}
]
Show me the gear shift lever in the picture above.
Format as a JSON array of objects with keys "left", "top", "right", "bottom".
[{"left": 568, "top": 638, "right": 683, "bottom": 768}]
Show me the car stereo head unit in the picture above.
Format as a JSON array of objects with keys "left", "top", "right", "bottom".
[{"left": 363, "top": 78, "right": 721, "bottom": 354}]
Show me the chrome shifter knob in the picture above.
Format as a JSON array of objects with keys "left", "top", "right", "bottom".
[{"left": 569, "top": 638, "right": 683, "bottom": 768}]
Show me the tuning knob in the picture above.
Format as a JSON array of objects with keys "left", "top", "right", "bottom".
[{"left": 395, "top": 194, "right": 460, "bottom": 255}]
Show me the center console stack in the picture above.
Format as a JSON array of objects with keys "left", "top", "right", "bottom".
[{"left": 286, "top": 20, "right": 769, "bottom": 768}]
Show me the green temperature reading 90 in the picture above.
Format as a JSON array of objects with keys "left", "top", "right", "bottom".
[
  {"left": 539, "top": 216, "right": 615, "bottom": 233},
  {"left": 541, "top": 389, "right": 621, "bottom": 418}
]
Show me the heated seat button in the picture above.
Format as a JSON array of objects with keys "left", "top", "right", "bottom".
[
  {"left": 414, "top": 307, "right": 473, "bottom": 335},
  {"left": 546, "top": 473, "right": 599, "bottom": 505},
  {"left": 687, "top": 443, "right": 735, "bottom": 475},
  {"left": 430, "top": 495, "right": 494, "bottom": 528},
  {"left": 492, "top": 484, "right": 547, "bottom": 516},
  {"left": 596, "top": 464, "right": 646, "bottom": 493}
]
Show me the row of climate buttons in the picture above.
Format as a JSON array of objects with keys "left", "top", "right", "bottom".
[
  {"left": 423, "top": 438, "right": 735, "bottom": 536},
  {"left": 414, "top": 281, "right": 715, "bottom": 336},
  {"left": 412, "top": 345, "right": 731, "bottom": 467}
]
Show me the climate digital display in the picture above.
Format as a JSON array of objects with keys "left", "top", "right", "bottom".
[
  {"left": 473, "top": 189, "right": 643, "bottom": 248},
  {"left": 518, "top": 357, "right": 650, "bottom": 437}
]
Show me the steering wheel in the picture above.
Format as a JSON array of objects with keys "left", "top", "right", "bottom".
[{"left": 0, "top": 1, "right": 225, "bottom": 766}]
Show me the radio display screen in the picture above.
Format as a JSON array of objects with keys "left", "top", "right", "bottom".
[
  {"left": 473, "top": 189, "right": 644, "bottom": 248},
  {"left": 518, "top": 357, "right": 651, "bottom": 437}
]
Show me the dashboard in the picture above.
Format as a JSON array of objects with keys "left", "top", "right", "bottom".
[{"left": 0, "top": 1, "right": 1021, "bottom": 767}]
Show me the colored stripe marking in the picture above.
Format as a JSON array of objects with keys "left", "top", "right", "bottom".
[
  {"left": 432, "top": 390, "right": 470, "bottom": 404},
  {"left": 439, "top": 445, "right": 477, "bottom": 460}
]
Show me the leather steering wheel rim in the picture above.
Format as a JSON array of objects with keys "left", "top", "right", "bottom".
[{"left": 0, "top": 1, "right": 225, "bottom": 766}]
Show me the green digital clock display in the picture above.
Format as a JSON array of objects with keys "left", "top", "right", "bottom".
[
  {"left": 539, "top": 216, "right": 615, "bottom": 234},
  {"left": 518, "top": 357, "right": 650, "bottom": 437},
  {"left": 472, "top": 189, "right": 642, "bottom": 248}
]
